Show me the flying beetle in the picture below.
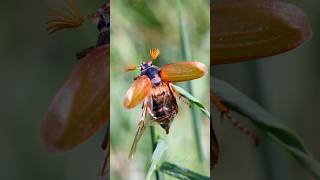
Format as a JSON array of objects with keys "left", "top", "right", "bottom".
[
  {"left": 124, "top": 48, "right": 207, "bottom": 158},
  {"left": 43, "top": 0, "right": 109, "bottom": 177}
]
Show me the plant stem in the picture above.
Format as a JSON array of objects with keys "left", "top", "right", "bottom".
[
  {"left": 177, "top": 0, "right": 204, "bottom": 162},
  {"left": 150, "top": 126, "right": 163, "bottom": 180},
  {"left": 248, "top": 62, "right": 292, "bottom": 180}
]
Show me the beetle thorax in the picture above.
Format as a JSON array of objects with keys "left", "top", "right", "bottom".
[{"left": 140, "top": 62, "right": 161, "bottom": 86}]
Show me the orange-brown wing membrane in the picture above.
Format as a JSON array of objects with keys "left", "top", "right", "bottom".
[
  {"left": 160, "top": 62, "right": 207, "bottom": 82},
  {"left": 42, "top": 46, "right": 109, "bottom": 152},
  {"left": 124, "top": 75, "right": 151, "bottom": 109}
]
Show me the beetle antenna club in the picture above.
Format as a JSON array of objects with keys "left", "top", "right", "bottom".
[
  {"left": 125, "top": 64, "right": 138, "bottom": 72},
  {"left": 124, "top": 48, "right": 160, "bottom": 71},
  {"left": 47, "top": 0, "right": 109, "bottom": 43},
  {"left": 46, "top": 0, "right": 84, "bottom": 35},
  {"left": 150, "top": 48, "right": 160, "bottom": 60}
]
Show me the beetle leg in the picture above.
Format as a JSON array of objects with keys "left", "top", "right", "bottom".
[
  {"left": 98, "top": 124, "right": 110, "bottom": 178},
  {"left": 101, "top": 126, "right": 109, "bottom": 150},
  {"left": 225, "top": 112, "right": 260, "bottom": 146},
  {"left": 210, "top": 118, "right": 219, "bottom": 168},
  {"left": 138, "top": 105, "right": 147, "bottom": 126},
  {"left": 146, "top": 95, "right": 154, "bottom": 118},
  {"left": 211, "top": 91, "right": 260, "bottom": 146},
  {"left": 99, "top": 144, "right": 109, "bottom": 178},
  {"left": 179, "top": 96, "right": 191, "bottom": 107},
  {"left": 169, "top": 83, "right": 191, "bottom": 107}
]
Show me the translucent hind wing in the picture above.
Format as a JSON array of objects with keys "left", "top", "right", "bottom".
[{"left": 128, "top": 120, "right": 147, "bottom": 159}]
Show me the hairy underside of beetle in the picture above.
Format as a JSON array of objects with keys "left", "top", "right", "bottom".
[{"left": 151, "top": 82, "right": 178, "bottom": 134}]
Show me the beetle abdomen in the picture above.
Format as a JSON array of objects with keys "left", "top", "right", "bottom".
[{"left": 151, "top": 82, "right": 178, "bottom": 133}]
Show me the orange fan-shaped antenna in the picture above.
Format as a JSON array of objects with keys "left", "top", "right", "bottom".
[
  {"left": 150, "top": 48, "right": 160, "bottom": 60},
  {"left": 46, "top": 0, "right": 85, "bottom": 35}
]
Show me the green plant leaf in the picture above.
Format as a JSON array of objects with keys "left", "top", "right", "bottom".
[
  {"left": 212, "top": 78, "right": 320, "bottom": 179},
  {"left": 159, "top": 162, "right": 210, "bottom": 180},
  {"left": 211, "top": 0, "right": 312, "bottom": 64},
  {"left": 172, "top": 84, "right": 210, "bottom": 119},
  {"left": 146, "top": 139, "right": 167, "bottom": 180}
]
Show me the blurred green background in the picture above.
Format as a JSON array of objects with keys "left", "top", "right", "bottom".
[
  {"left": 213, "top": 1, "right": 320, "bottom": 180},
  {"left": 0, "top": 0, "right": 108, "bottom": 179},
  {"left": 110, "top": 0, "right": 210, "bottom": 179}
]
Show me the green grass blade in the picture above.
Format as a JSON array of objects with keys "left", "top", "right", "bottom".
[
  {"left": 177, "top": 0, "right": 204, "bottom": 162},
  {"left": 159, "top": 162, "right": 210, "bottom": 180},
  {"left": 213, "top": 78, "right": 320, "bottom": 179},
  {"left": 270, "top": 135, "right": 320, "bottom": 179},
  {"left": 149, "top": 126, "right": 163, "bottom": 180},
  {"left": 146, "top": 139, "right": 168, "bottom": 180}
]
